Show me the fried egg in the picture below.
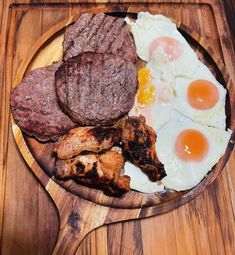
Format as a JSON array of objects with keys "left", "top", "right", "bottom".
[
  {"left": 156, "top": 113, "right": 231, "bottom": 191},
  {"left": 129, "top": 63, "right": 176, "bottom": 131},
  {"left": 125, "top": 12, "right": 200, "bottom": 78},
  {"left": 173, "top": 62, "right": 227, "bottom": 129}
]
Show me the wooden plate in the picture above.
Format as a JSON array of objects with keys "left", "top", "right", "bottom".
[{"left": 11, "top": 9, "right": 235, "bottom": 254}]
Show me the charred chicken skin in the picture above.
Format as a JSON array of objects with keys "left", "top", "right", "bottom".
[
  {"left": 54, "top": 151, "right": 130, "bottom": 196},
  {"left": 53, "top": 126, "right": 121, "bottom": 159},
  {"left": 121, "top": 116, "right": 166, "bottom": 181}
]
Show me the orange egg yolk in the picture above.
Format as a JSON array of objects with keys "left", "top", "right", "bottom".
[
  {"left": 137, "top": 67, "right": 155, "bottom": 106},
  {"left": 175, "top": 129, "right": 209, "bottom": 161},
  {"left": 149, "top": 36, "right": 183, "bottom": 61},
  {"left": 187, "top": 80, "right": 219, "bottom": 110},
  {"left": 138, "top": 67, "right": 152, "bottom": 86}
]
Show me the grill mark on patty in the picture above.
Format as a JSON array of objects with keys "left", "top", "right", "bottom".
[
  {"left": 66, "top": 61, "right": 72, "bottom": 109},
  {"left": 124, "top": 34, "right": 136, "bottom": 61},
  {"left": 64, "top": 38, "right": 75, "bottom": 58},
  {"left": 80, "top": 14, "right": 106, "bottom": 53},
  {"left": 87, "top": 15, "right": 113, "bottom": 50},
  {"left": 86, "top": 59, "right": 93, "bottom": 115},
  {"left": 64, "top": 14, "right": 95, "bottom": 57},
  {"left": 110, "top": 24, "right": 127, "bottom": 52},
  {"left": 93, "top": 16, "right": 118, "bottom": 50},
  {"left": 107, "top": 23, "right": 126, "bottom": 53},
  {"left": 64, "top": 61, "right": 69, "bottom": 106},
  {"left": 67, "top": 59, "right": 82, "bottom": 112},
  {"left": 99, "top": 19, "right": 125, "bottom": 53}
]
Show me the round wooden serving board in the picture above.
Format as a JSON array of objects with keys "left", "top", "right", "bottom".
[{"left": 11, "top": 8, "right": 235, "bottom": 255}]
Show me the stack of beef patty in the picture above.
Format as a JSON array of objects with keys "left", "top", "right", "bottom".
[{"left": 11, "top": 13, "right": 138, "bottom": 142}]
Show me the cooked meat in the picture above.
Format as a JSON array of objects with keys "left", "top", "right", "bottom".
[
  {"left": 53, "top": 126, "right": 121, "bottom": 159},
  {"left": 10, "top": 62, "right": 77, "bottom": 142},
  {"left": 121, "top": 116, "right": 166, "bottom": 181},
  {"left": 63, "top": 13, "right": 137, "bottom": 62},
  {"left": 54, "top": 150, "right": 130, "bottom": 196},
  {"left": 55, "top": 52, "right": 137, "bottom": 125}
]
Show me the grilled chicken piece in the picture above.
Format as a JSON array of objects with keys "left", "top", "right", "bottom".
[
  {"left": 54, "top": 151, "right": 130, "bottom": 196},
  {"left": 53, "top": 126, "right": 121, "bottom": 159},
  {"left": 121, "top": 116, "right": 166, "bottom": 181}
]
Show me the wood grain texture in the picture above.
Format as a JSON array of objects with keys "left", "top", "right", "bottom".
[
  {"left": 11, "top": 16, "right": 235, "bottom": 249},
  {"left": 0, "top": 1, "right": 235, "bottom": 255},
  {"left": 13, "top": 10, "right": 235, "bottom": 214},
  {"left": 224, "top": 0, "right": 235, "bottom": 49}
]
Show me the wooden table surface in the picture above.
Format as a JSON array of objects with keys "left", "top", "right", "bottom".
[{"left": 0, "top": 1, "right": 235, "bottom": 254}]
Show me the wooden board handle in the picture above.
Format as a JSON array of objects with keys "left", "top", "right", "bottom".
[
  {"left": 45, "top": 179, "right": 141, "bottom": 254},
  {"left": 52, "top": 220, "right": 92, "bottom": 255},
  {"left": 46, "top": 179, "right": 109, "bottom": 254},
  {"left": 51, "top": 205, "right": 105, "bottom": 254}
]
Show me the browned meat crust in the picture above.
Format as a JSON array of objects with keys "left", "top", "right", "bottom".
[
  {"left": 10, "top": 62, "right": 77, "bottom": 142},
  {"left": 53, "top": 126, "right": 121, "bottom": 159},
  {"left": 54, "top": 151, "right": 130, "bottom": 196},
  {"left": 63, "top": 13, "right": 137, "bottom": 62},
  {"left": 55, "top": 52, "right": 137, "bottom": 126},
  {"left": 121, "top": 116, "right": 166, "bottom": 181}
]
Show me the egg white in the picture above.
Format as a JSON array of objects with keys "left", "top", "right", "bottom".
[
  {"left": 124, "top": 162, "right": 164, "bottom": 193},
  {"left": 129, "top": 61, "right": 176, "bottom": 131},
  {"left": 173, "top": 62, "right": 227, "bottom": 130},
  {"left": 156, "top": 113, "right": 231, "bottom": 191},
  {"left": 125, "top": 12, "right": 200, "bottom": 78}
]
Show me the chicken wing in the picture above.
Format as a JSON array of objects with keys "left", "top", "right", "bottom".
[
  {"left": 53, "top": 126, "right": 121, "bottom": 159},
  {"left": 54, "top": 150, "right": 130, "bottom": 196},
  {"left": 121, "top": 116, "right": 166, "bottom": 181}
]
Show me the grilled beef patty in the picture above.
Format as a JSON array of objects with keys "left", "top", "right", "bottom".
[
  {"left": 63, "top": 13, "right": 137, "bottom": 62},
  {"left": 55, "top": 52, "right": 137, "bottom": 126},
  {"left": 10, "top": 62, "right": 77, "bottom": 141}
]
